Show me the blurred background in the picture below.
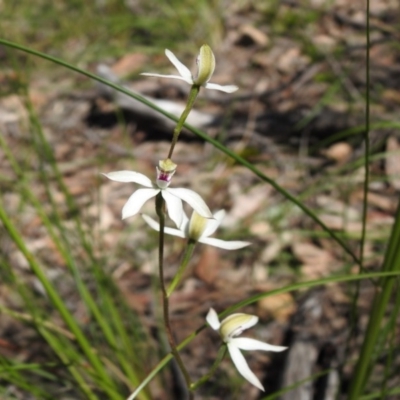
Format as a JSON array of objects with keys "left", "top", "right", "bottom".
[{"left": 1, "top": 0, "right": 400, "bottom": 399}]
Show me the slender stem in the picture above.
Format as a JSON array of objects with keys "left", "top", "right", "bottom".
[
  {"left": 190, "top": 345, "right": 227, "bottom": 391},
  {"left": 167, "top": 86, "right": 200, "bottom": 159},
  {"left": 360, "top": 0, "right": 371, "bottom": 273},
  {"left": 341, "top": 1, "right": 372, "bottom": 392},
  {"left": 167, "top": 241, "right": 196, "bottom": 297},
  {"left": 155, "top": 195, "right": 193, "bottom": 397},
  {"left": 379, "top": 286, "right": 400, "bottom": 398}
]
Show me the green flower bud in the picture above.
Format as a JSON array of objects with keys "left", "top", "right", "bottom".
[
  {"left": 188, "top": 211, "right": 208, "bottom": 240},
  {"left": 194, "top": 44, "right": 216, "bottom": 86}
]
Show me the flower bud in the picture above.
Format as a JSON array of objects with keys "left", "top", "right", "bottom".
[
  {"left": 194, "top": 44, "right": 216, "bottom": 86},
  {"left": 188, "top": 211, "right": 208, "bottom": 240}
]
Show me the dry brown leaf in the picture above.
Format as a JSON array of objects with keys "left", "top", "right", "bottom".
[
  {"left": 322, "top": 142, "right": 352, "bottom": 164},
  {"left": 319, "top": 214, "right": 362, "bottom": 232},
  {"left": 382, "top": 89, "right": 400, "bottom": 105},
  {"left": 316, "top": 195, "right": 360, "bottom": 219},
  {"left": 312, "top": 34, "right": 337, "bottom": 52},
  {"left": 368, "top": 192, "right": 397, "bottom": 212},
  {"left": 277, "top": 47, "right": 310, "bottom": 74},
  {"left": 111, "top": 53, "right": 148, "bottom": 76},
  {"left": 238, "top": 24, "right": 270, "bottom": 47},
  {"left": 355, "top": 191, "right": 396, "bottom": 212},
  {"left": 292, "top": 241, "right": 335, "bottom": 278},
  {"left": 194, "top": 247, "right": 220, "bottom": 285},
  {"left": 0, "top": 95, "right": 28, "bottom": 124},
  {"left": 227, "top": 185, "right": 271, "bottom": 224},
  {"left": 249, "top": 221, "right": 273, "bottom": 238},
  {"left": 257, "top": 293, "right": 296, "bottom": 323}
]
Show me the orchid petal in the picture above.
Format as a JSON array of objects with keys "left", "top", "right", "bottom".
[
  {"left": 201, "top": 210, "right": 225, "bottom": 237},
  {"left": 141, "top": 214, "right": 186, "bottom": 238},
  {"left": 200, "top": 237, "right": 251, "bottom": 250},
  {"left": 204, "top": 82, "right": 239, "bottom": 93},
  {"left": 230, "top": 338, "right": 287, "bottom": 352},
  {"left": 141, "top": 46, "right": 238, "bottom": 93},
  {"left": 179, "top": 210, "right": 190, "bottom": 232},
  {"left": 206, "top": 308, "right": 221, "bottom": 331},
  {"left": 122, "top": 188, "right": 159, "bottom": 219},
  {"left": 167, "top": 188, "right": 212, "bottom": 219},
  {"left": 162, "top": 190, "right": 184, "bottom": 228},
  {"left": 141, "top": 214, "right": 160, "bottom": 231},
  {"left": 103, "top": 171, "right": 153, "bottom": 187},
  {"left": 165, "top": 49, "right": 193, "bottom": 80},
  {"left": 227, "top": 344, "right": 264, "bottom": 391},
  {"left": 141, "top": 73, "right": 192, "bottom": 85}
]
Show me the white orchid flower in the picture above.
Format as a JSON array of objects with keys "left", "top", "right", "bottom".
[
  {"left": 142, "top": 44, "right": 238, "bottom": 93},
  {"left": 142, "top": 209, "right": 250, "bottom": 250},
  {"left": 103, "top": 159, "right": 212, "bottom": 228},
  {"left": 206, "top": 308, "right": 287, "bottom": 391}
]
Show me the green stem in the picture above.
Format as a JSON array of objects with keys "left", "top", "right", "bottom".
[
  {"left": 167, "top": 86, "right": 200, "bottom": 159},
  {"left": 348, "top": 198, "right": 400, "bottom": 399},
  {"left": 167, "top": 241, "right": 196, "bottom": 297},
  {"left": 155, "top": 195, "right": 193, "bottom": 398},
  {"left": 342, "top": 1, "right": 372, "bottom": 390},
  {"left": 190, "top": 345, "right": 227, "bottom": 391},
  {"left": 379, "top": 286, "right": 400, "bottom": 398},
  {"left": 359, "top": 0, "right": 371, "bottom": 272}
]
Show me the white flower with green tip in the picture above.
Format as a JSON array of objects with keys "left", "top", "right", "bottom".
[
  {"left": 142, "top": 209, "right": 250, "bottom": 250},
  {"left": 103, "top": 159, "right": 212, "bottom": 228},
  {"left": 206, "top": 308, "right": 287, "bottom": 391},
  {"left": 142, "top": 44, "right": 238, "bottom": 93}
]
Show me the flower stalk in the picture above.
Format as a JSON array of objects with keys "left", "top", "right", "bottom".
[
  {"left": 167, "top": 240, "right": 196, "bottom": 297},
  {"left": 157, "top": 194, "right": 193, "bottom": 396},
  {"left": 168, "top": 85, "right": 200, "bottom": 159},
  {"left": 190, "top": 345, "right": 227, "bottom": 391}
]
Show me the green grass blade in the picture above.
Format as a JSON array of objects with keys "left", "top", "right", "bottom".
[
  {"left": 348, "top": 199, "right": 400, "bottom": 399},
  {"left": 0, "top": 127, "right": 143, "bottom": 397},
  {"left": 0, "top": 201, "right": 122, "bottom": 399},
  {"left": 37, "top": 329, "right": 99, "bottom": 400}
]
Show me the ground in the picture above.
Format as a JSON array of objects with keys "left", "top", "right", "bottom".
[{"left": 1, "top": 0, "right": 400, "bottom": 399}]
